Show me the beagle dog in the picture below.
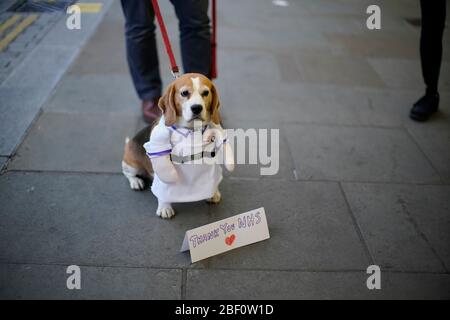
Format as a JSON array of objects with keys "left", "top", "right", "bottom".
[{"left": 122, "top": 73, "right": 234, "bottom": 219}]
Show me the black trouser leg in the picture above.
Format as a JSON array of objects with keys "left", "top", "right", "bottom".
[
  {"left": 121, "top": 0, "right": 162, "bottom": 100},
  {"left": 171, "top": 0, "right": 211, "bottom": 77},
  {"left": 420, "top": 0, "right": 446, "bottom": 95}
]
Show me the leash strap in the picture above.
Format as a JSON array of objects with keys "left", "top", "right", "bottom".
[{"left": 151, "top": 0, "right": 180, "bottom": 77}]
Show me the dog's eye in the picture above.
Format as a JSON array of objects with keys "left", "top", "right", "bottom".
[
  {"left": 180, "top": 90, "right": 190, "bottom": 97},
  {"left": 202, "top": 90, "right": 209, "bottom": 97}
]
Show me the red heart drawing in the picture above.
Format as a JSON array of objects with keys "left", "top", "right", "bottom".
[{"left": 225, "top": 234, "right": 236, "bottom": 246}]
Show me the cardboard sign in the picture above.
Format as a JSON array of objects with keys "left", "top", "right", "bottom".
[{"left": 180, "top": 207, "right": 270, "bottom": 263}]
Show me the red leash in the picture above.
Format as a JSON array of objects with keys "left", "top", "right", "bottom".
[
  {"left": 150, "top": 0, "right": 217, "bottom": 79},
  {"left": 151, "top": 0, "right": 179, "bottom": 77}
]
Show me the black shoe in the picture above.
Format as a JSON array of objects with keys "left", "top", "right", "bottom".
[{"left": 409, "top": 93, "right": 439, "bottom": 122}]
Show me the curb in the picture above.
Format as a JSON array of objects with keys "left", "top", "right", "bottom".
[{"left": 0, "top": 0, "right": 114, "bottom": 158}]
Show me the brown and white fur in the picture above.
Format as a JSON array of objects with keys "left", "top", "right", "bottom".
[{"left": 122, "top": 73, "right": 234, "bottom": 219}]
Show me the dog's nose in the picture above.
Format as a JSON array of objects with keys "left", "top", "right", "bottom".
[{"left": 191, "top": 104, "right": 203, "bottom": 115}]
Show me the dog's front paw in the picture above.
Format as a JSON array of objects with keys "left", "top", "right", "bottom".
[
  {"left": 206, "top": 190, "right": 221, "bottom": 204},
  {"left": 225, "top": 162, "right": 235, "bottom": 172},
  {"left": 224, "top": 144, "right": 235, "bottom": 172},
  {"left": 156, "top": 205, "right": 175, "bottom": 219}
]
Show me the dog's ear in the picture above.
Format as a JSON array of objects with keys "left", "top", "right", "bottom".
[
  {"left": 210, "top": 82, "right": 221, "bottom": 124},
  {"left": 158, "top": 83, "right": 178, "bottom": 126}
]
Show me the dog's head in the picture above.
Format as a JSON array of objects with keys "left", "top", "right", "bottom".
[{"left": 158, "top": 73, "right": 221, "bottom": 127}]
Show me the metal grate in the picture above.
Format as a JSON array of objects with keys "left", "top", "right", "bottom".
[{"left": 9, "top": 0, "right": 76, "bottom": 13}]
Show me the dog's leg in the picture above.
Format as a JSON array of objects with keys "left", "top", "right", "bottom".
[
  {"left": 151, "top": 156, "right": 178, "bottom": 183},
  {"left": 206, "top": 189, "right": 221, "bottom": 204},
  {"left": 122, "top": 160, "right": 145, "bottom": 190},
  {"left": 156, "top": 200, "right": 175, "bottom": 219}
]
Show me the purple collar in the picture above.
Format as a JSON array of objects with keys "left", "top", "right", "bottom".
[{"left": 169, "top": 125, "right": 208, "bottom": 137}]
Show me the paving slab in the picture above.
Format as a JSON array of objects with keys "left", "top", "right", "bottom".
[
  {"left": 218, "top": 0, "right": 315, "bottom": 30},
  {"left": 302, "top": 0, "right": 368, "bottom": 16},
  {"left": 325, "top": 33, "right": 420, "bottom": 60},
  {"left": 287, "top": 85, "right": 418, "bottom": 127},
  {"left": 221, "top": 11, "right": 316, "bottom": 34},
  {"left": 0, "top": 156, "right": 7, "bottom": 170},
  {"left": 186, "top": 269, "right": 450, "bottom": 299},
  {"left": 39, "top": 0, "right": 114, "bottom": 48},
  {"left": 0, "top": 86, "right": 50, "bottom": 156},
  {"left": 369, "top": 58, "right": 450, "bottom": 91},
  {"left": 9, "top": 112, "right": 139, "bottom": 173},
  {"left": 0, "top": 263, "right": 181, "bottom": 299},
  {"left": 0, "top": 0, "right": 114, "bottom": 156},
  {"left": 379, "top": 0, "right": 422, "bottom": 17},
  {"left": 217, "top": 82, "right": 363, "bottom": 125},
  {"left": 217, "top": 48, "right": 281, "bottom": 85},
  {"left": 292, "top": 52, "right": 385, "bottom": 88},
  {"left": 362, "top": 13, "right": 421, "bottom": 36},
  {"left": 218, "top": 79, "right": 449, "bottom": 128},
  {"left": 407, "top": 123, "right": 450, "bottom": 182},
  {"left": 66, "top": 14, "right": 129, "bottom": 76},
  {"left": 0, "top": 0, "right": 15, "bottom": 12},
  {"left": 219, "top": 121, "right": 295, "bottom": 180},
  {"left": 380, "top": 272, "right": 450, "bottom": 299},
  {"left": 299, "top": 16, "right": 365, "bottom": 35},
  {"left": 0, "top": 13, "right": 60, "bottom": 84},
  {"left": 275, "top": 53, "right": 305, "bottom": 83},
  {"left": 342, "top": 183, "right": 450, "bottom": 272},
  {"left": 266, "top": 28, "right": 331, "bottom": 52},
  {"left": 207, "top": 179, "right": 370, "bottom": 270},
  {"left": 219, "top": 23, "right": 329, "bottom": 52},
  {"left": 212, "top": 80, "right": 272, "bottom": 124},
  {"left": 0, "top": 172, "right": 209, "bottom": 268},
  {"left": 285, "top": 124, "right": 441, "bottom": 183},
  {"left": 2, "top": 45, "right": 78, "bottom": 90},
  {"left": 44, "top": 74, "right": 140, "bottom": 116},
  {"left": 363, "top": 89, "right": 450, "bottom": 127},
  {"left": 217, "top": 82, "right": 373, "bottom": 125}
]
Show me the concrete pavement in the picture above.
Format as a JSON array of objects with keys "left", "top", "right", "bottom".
[{"left": 0, "top": 0, "right": 449, "bottom": 299}]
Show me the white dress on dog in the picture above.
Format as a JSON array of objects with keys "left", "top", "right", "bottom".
[{"left": 143, "top": 118, "right": 227, "bottom": 203}]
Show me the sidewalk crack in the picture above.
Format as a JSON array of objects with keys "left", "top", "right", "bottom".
[
  {"left": 398, "top": 196, "right": 448, "bottom": 273},
  {"left": 181, "top": 268, "right": 187, "bottom": 300},
  {"left": 338, "top": 182, "right": 375, "bottom": 266}
]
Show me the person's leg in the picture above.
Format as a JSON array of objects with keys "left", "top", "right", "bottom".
[
  {"left": 171, "top": 0, "right": 211, "bottom": 77},
  {"left": 420, "top": 0, "right": 446, "bottom": 95},
  {"left": 410, "top": 0, "right": 446, "bottom": 121},
  {"left": 121, "top": 0, "right": 162, "bottom": 101}
]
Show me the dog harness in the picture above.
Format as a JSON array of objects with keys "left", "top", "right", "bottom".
[{"left": 144, "top": 117, "right": 227, "bottom": 203}]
